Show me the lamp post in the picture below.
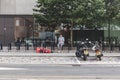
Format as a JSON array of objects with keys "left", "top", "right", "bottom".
[
  {"left": 51, "top": 30, "right": 54, "bottom": 52},
  {"left": 32, "top": 18, "right": 37, "bottom": 50},
  {"left": 108, "top": 18, "right": 111, "bottom": 46},
  {"left": 33, "top": 18, "right": 37, "bottom": 49},
  {"left": 68, "top": 5, "right": 73, "bottom": 48},
  {"left": 33, "top": 22, "right": 35, "bottom": 48},
  {"left": 105, "top": 0, "right": 112, "bottom": 47},
  {"left": 3, "top": 25, "right": 6, "bottom": 46},
  {"left": 3, "top": 15, "right": 7, "bottom": 46}
]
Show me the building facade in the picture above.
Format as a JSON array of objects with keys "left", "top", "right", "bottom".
[{"left": 0, "top": 0, "right": 37, "bottom": 45}]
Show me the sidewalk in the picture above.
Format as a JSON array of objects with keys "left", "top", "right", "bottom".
[
  {"left": 0, "top": 46, "right": 120, "bottom": 57},
  {"left": 0, "top": 48, "right": 120, "bottom": 65}
]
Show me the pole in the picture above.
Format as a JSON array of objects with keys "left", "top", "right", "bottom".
[
  {"left": 51, "top": 31, "right": 53, "bottom": 52},
  {"left": 33, "top": 18, "right": 35, "bottom": 49},
  {"left": 108, "top": 18, "right": 111, "bottom": 46},
  {"left": 3, "top": 16, "right": 6, "bottom": 46},
  {"left": 70, "top": 20, "right": 73, "bottom": 48}
]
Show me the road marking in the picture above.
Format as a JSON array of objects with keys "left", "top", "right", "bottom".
[
  {"left": 74, "top": 57, "right": 81, "bottom": 64},
  {"left": 17, "top": 78, "right": 120, "bottom": 80},
  {"left": 17, "top": 79, "right": 38, "bottom": 80},
  {"left": 0, "top": 76, "right": 120, "bottom": 80},
  {"left": 0, "top": 67, "right": 27, "bottom": 70}
]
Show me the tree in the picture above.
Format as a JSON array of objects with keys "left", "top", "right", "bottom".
[
  {"left": 104, "top": 0, "right": 120, "bottom": 45},
  {"left": 33, "top": 0, "right": 120, "bottom": 46},
  {"left": 73, "top": 0, "right": 106, "bottom": 29},
  {"left": 33, "top": 0, "right": 77, "bottom": 30},
  {"left": 33, "top": 0, "right": 120, "bottom": 29}
]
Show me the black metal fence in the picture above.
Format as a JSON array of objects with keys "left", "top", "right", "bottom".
[
  {"left": 0, "top": 40, "right": 120, "bottom": 53},
  {"left": 0, "top": 29, "right": 120, "bottom": 52}
]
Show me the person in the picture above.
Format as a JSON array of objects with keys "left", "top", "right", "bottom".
[{"left": 57, "top": 34, "right": 65, "bottom": 52}]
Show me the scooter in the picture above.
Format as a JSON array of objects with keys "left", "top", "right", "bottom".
[
  {"left": 95, "top": 49, "right": 103, "bottom": 60},
  {"left": 82, "top": 48, "right": 89, "bottom": 61},
  {"left": 75, "top": 42, "right": 89, "bottom": 61},
  {"left": 92, "top": 42, "right": 103, "bottom": 61}
]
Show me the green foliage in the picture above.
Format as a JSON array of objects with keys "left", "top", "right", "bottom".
[
  {"left": 33, "top": 0, "right": 83, "bottom": 29},
  {"left": 74, "top": 0, "right": 106, "bottom": 28},
  {"left": 33, "top": 0, "right": 120, "bottom": 29}
]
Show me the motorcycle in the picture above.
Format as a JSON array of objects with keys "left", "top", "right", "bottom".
[
  {"left": 82, "top": 48, "right": 89, "bottom": 61},
  {"left": 92, "top": 42, "right": 103, "bottom": 61},
  {"left": 95, "top": 49, "right": 103, "bottom": 61},
  {"left": 75, "top": 42, "right": 89, "bottom": 61}
]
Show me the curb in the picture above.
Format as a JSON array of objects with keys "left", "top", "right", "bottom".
[
  {"left": 0, "top": 75, "right": 120, "bottom": 79},
  {"left": 0, "top": 52, "right": 120, "bottom": 57}
]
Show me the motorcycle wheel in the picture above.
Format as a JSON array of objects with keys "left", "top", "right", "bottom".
[
  {"left": 75, "top": 51, "right": 81, "bottom": 57},
  {"left": 97, "top": 55, "right": 102, "bottom": 61},
  {"left": 83, "top": 55, "right": 87, "bottom": 61}
]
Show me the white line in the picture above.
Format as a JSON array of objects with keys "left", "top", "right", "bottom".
[
  {"left": 74, "top": 57, "right": 81, "bottom": 64},
  {"left": 17, "top": 79, "right": 38, "bottom": 80},
  {"left": 0, "top": 67, "right": 27, "bottom": 70},
  {"left": 0, "top": 78, "right": 119, "bottom": 80}
]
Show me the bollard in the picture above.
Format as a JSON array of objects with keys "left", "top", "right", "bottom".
[
  {"left": 119, "top": 44, "right": 120, "bottom": 51},
  {"left": 102, "top": 43, "right": 105, "bottom": 51},
  {"left": 0, "top": 44, "right": 3, "bottom": 50},
  {"left": 16, "top": 43, "right": 20, "bottom": 50},
  {"left": 51, "top": 41, "right": 54, "bottom": 52},
  {"left": 43, "top": 41, "right": 46, "bottom": 48},
  {"left": 25, "top": 43, "right": 29, "bottom": 50},
  {"left": 62, "top": 45, "right": 64, "bottom": 50},
  {"left": 18, "top": 43, "right": 20, "bottom": 50},
  {"left": 68, "top": 44, "right": 70, "bottom": 53},
  {"left": 8, "top": 43, "right": 12, "bottom": 51},
  {"left": 33, "top": 43, "right": 37, "bottom": 50},
  {"left": 110, "top": 44, "right": 113, "bottom": 52}
]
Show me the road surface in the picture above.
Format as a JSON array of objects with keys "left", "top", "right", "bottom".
[{"left": 0, "top": 64, "right": 120, "bottom": 80}]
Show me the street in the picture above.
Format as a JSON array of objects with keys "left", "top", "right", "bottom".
[
  {"left": 0, "top": 64, "right": 120, "bottom": 80},
  {"left": 0, "top": 52, "right": 120, "bottom": 80}
]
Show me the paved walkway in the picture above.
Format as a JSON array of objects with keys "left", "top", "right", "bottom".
[
  {"left": 0, "top": 50, "right": 119, "bottom": 64},
  {"left": 0, "top": 46, "right": 120, "bottom": 64}
]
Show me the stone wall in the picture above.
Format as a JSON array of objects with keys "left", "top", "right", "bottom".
[{"left": 0, "top": 0, "right": 37, "bottom": 15}]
